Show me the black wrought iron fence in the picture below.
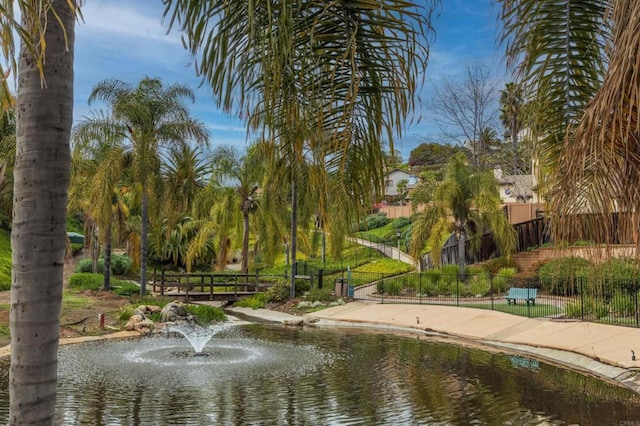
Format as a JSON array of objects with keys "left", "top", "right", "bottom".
[{"left": 347, "top": 272, "right": 640, "bottom": 328}]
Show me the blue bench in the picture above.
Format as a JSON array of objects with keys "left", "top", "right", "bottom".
[{"left": 504, "top": 287, "right": 537, "bottom": 306}]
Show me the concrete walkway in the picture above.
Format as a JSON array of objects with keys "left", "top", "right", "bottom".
[{"left": 228, "top": 302, "right": 640, "bottom": 393}]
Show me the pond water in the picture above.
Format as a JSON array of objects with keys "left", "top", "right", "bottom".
[{"left": 0, "top": 324, "right": 638, "bottom": 424}]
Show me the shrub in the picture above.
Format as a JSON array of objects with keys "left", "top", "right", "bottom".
[
  {"left": 184, "top": 304, "right": 226, "bottom": 324},
  {"left": 359, "top": 213, "right": 389, "bottom": 231},
  {"left": 565, "top": 301, "right": 582, "bottom": 318},
  {"left": 118, "top": 306, "right": 135, "bottom": 321},
  {"left": 466, "top": 266, "right": 487, "bottom": 277},
  {"left": 233, "top": 293, "right": 267, "bottom": 309},
  {"left": 265, "top": 281, "right": 291, "bottom": 303},
  {"left": 538, "top": 257, "right": 590, "bottom": 295},
  {"left": 469, "top": 275, "right": 491, "bottom": 296},
  {"left": 110, "top": 254, "right": 133, "bottom": 275},
  {"left": 75, "top": 258, "right": 104, "bottom": 274},
  {"left": 383, "top": 280, "right": 402, "bottom": 296},
  {"left": 68, "top": 273, "right": 103, "bottom": 291},
  {"left": 295, "top": 278, "right": 310, "bottom": 294},
  {"left": 392, "top": 217, "right": 412, "bottom": 229},
  {"left": 493, "top": 268, "right": 517, "bottom": 293},
  {"left": 306, "top": 287, "right": 334, "bottom": 302},
  {"left": 435, "top": 279, "right": 453, "bottom": 296},
  {"left": 111, "top": 281, "right": 140, "bottom": 296},
  {"left": 484, "top": 257, "right": 517, "bottom": 274},
  {"left": 611, "top": 290, "right": 636, "bottom": 317},
  {"left": 75, "top": 255, "right": 133, "bottom": 275}
]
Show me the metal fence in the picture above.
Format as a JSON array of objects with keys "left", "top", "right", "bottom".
[{"left": 346, "top": 272, "right": 640, "bottom": 328}]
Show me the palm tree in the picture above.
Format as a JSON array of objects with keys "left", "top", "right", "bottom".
[
  {"left": 499, "top": 82, "right": 524, "bottom": 174},
  {"left": 70, "top": 138, "right": 129, "bottom": 291},
  {"left": 410, "top": 153, "right": 516, "bottom": 278},
  {"left": 499, "top": 0, "right": 609, "bottom": 193},
  {"left": 552, "top": 0, "right": 640, "bottom": 245},
  {"left": 163, "top": 0, "right": 438, "bottom": 298},
  {"left": 209, "top": 144, "right": 264, "bottom": 274},
  {"left": 73, "top": 77, "right": 209, "bottom": 295},
  {"left": 3, "top": 1, "right": 77, "bottom": 422}
]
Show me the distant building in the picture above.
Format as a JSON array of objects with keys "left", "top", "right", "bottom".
[
  {"left": 494, "top": 168, "right": 545, "bottom": 224},
  {"left": 384, "top": 169, "right": 419, "bottom": 203}
]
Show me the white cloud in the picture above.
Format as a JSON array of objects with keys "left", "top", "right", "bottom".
[{"left": 77, "top": 1, "right": 181, "bottom": 46}]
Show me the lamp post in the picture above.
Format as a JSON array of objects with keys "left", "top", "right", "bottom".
[{"left": 396, "top": 230, "right": 401, "bottom": 261}]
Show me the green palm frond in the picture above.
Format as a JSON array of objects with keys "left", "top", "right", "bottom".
[{"left": 499, "top": 0, "right": 610, "bottom": 190}]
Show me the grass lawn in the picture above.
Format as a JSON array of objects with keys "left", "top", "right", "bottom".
[{"left": 458, "top": 302, "right": 564, "bottom": 318}]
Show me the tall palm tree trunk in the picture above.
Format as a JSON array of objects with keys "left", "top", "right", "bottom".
[
  {"left": 457, "top": 230, "right": 466, "bottom": 280},
  {"left": 10, "top": 2, "right": 74, "bottom": 423},
  {"left": 241, "top": 208, "right": 250, "bottom": 274},
  {"left": 140, "top": 191, "right": 149, "bottom": 295},
  {"left": 289, "top": 177, "right": 297, "bottom": 300},
  {"left": 103, "top": 218, "right": 113, "bottom": 291}
]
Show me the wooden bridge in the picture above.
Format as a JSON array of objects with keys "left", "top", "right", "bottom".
[{"left": 150, "top": 270, "right": 277, "bottom": 302}]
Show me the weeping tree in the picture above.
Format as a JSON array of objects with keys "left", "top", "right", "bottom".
[{"left": 163, "top": 0, "right": 438, "bottom": 298}]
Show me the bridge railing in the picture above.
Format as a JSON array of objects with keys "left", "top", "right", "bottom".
[{"left": 150, "top": 269, "right": 285, "bottom": 301}]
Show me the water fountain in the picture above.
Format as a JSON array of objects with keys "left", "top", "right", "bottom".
[{"left": 165, "top": 323, "right": 228, "bottom": 355}]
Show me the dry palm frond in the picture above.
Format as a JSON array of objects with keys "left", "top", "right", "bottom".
[{"left": 554, "top": 0, "right": 640, "bottom": 250}]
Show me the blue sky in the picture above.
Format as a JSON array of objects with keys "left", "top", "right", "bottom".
[{"left": 74, "top": 0, "right": 505, "bottom": 161}]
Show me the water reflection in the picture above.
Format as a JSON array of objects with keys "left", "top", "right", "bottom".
[{"left": 0, "top": 324, "right": 637, "bottom": 424}]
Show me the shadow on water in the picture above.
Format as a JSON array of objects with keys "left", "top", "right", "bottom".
[{"left": 0, "top": 324, "right": 637, "bottom": 424}]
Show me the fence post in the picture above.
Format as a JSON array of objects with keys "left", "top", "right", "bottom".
[
  {"left": 381, "top": 274, "right": 385, "bottom": 304},
  {"left": 456, "top": 276, "right": 459, "bottom": 307},
  {"left": 635, "top": 281, "right": 640, "bottom": 327},
  {"left": 490, "top": 273, "right": 494, "bottom": 311},
  {"left": 160, "top": 269, "right": 165, "bottom": 296},
  {"left": 419, "top": 272, "right": 422, "bottom": 305},
  {"left": 318, "top": 269, "right": 323, "bottom": 289},
  {"left": 580, "top": 278, "right": 585, "bottom": 320}
]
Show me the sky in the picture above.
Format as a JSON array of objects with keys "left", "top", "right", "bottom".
[{"left": 73, "top": 0, "right": 505, "bottom": 161}]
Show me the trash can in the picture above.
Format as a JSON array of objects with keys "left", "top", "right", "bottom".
[{"left": 334, "top": 278, "right": 348, "bottom": 298}]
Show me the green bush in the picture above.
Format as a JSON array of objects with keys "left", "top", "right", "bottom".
[
  {"left": 493, "top": 267, "right": 517, "bottom": 293},
  {"left": 565, "top": 301, "right": 582, "bottom": 318},
  {"left": 306, "top": 287, "right": 335, "bottom": 302},
  {"left": 233, "top": 293, "right": 267, "bottom": 309},
  {"left": 112, "top": 281, "right": 140, "bottom": 296},
  {"left": 435, "top": 279, "right": 453, "bottom": 296},
  {"left": 0, "top": 229, "right": 11, "bottom": 291},
  {"left": 392, "top": 217, "right": 412, "bottom": 229},
  {"left": 75, "top": 259, "right": 104, "bottom": 274},
  {"left": 358, "top": 213, "right": 389, "bottom": 231},
  {"left": 469, "top": 275, "right": 491, "bottom": 296},
  {"left": 68, "top": 273, "right": 103, "bottom": 291},
  {"left": 75, "top": 254, "right": 133, "bottom": 275},
  {"left": 538, "top": 257, "right": 590, "bottom": 295},
  {"left": 484, "top": 257, "right": 517, "bottom": 274},
  {"left": 383, "top": 280, "right": 402, "bottom": 296},
  {"left": 265, "top": 281, "right": 291, "bottom": 303},
  {"left": 611, "top": 290, "right": 636, "bottom": 317},
  {"left": 184, "top": 304, "right": 226, "bottom": 324},
  {"left": 110, "top": 254, "right": 133, "bottom": 275}
]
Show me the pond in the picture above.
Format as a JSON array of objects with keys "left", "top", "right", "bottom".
[{"left": 0, "top": 324, "right": 638, "bottom": 424}]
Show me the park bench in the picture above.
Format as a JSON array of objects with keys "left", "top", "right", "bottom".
[{"left": 504, "top": 287, "right": 537, "bottom": 306}]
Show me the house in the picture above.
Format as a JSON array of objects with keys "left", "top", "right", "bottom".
[
  {"left": 494, "top": 168, "right": 545, "bottom": 224},
  {"left": 383, "top": 169, "right": 419, "bottom": 203}
]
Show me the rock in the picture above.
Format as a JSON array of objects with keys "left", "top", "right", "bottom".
[
  {"left": 147, "top": 305, "right": 162, "bottom": 313},
  {"left": 133, "top": 308, "right": 147, "bottom": 318},
  {"left": 283, "top": 319, "right": 304, "bottom": 326},
  {"left": 161, "top": 301, "right": 189, "bottom": 323}
]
